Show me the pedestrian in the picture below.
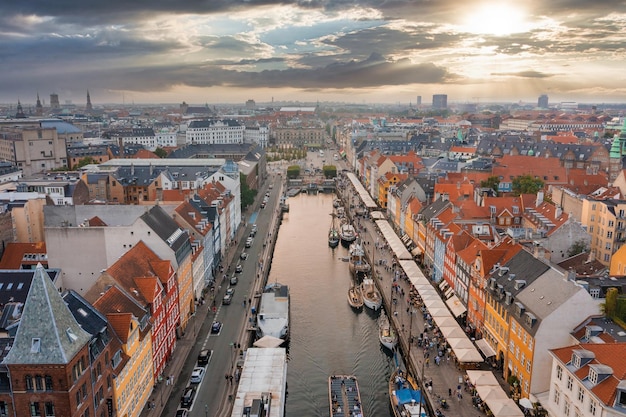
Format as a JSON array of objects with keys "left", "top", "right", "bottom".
[
  {"left": 166, "top": 376, "right": 170, "bottom": 385},
  {"left": 425, "top": 358, "right": 430, "bottom": 367},
  {"left": 448, "top": 388, "right": 452, "bottom": 397},
  {"left": 170, "top": 375, "right": 174, "bottom": 384}
]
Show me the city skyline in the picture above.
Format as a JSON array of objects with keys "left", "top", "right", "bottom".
[{"left": 1, "top": 1, "right": 625, "bottom": 105}]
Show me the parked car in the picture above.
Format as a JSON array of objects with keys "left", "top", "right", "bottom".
[
  {"left": 235, "top": 264, "right": 243, "bottom": 273},
  {"left": 175, "top": 409, "right": 189, "bottom": 417},
  {"left": 245, "top": 237, "right": 253, "bottom": 247},
  {"left": 240, "top": 252, "right": 248, "bottom": 260},
  {"left": 197, "top": 349, "right": 212, "bottom": 366},
  {"left": 251, "top": 224, "right": 258, "bottom": 233},
  {"left": 230, "top": 275, "right": 238, "bottom": 285},
  {"left": 180, "top": 387, "right": 196, "bottom": 408},
  {"left": 190, "top": 367, "right": 205, "bottom": 384},
  {"left": 260, "top": 202, "right": 266, "bottom": 209},
  {"left": 211, "top": 321, "right": 222, "bottom": 333}
]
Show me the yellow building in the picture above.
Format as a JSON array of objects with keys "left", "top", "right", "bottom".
[
  {"left": 377, "top": 172, "right": 408, "bottom": 209},
  {"left": 609, "top": 243, "right": 626, "bottom": 275},
  {"left": 582, "top": 199, "right": 626, "bottom": 266},
  {"left": 481, "top": 251, "right": 599, "bottom": 399},
  {"left": 94, "top": 286, "right": 154, "bottom": 417}
]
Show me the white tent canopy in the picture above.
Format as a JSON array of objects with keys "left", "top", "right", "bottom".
[
  {"left": 467, "top": 370, "right": 500, "bottom": 386},
  {"left": 453, "top": 348, "right": 484, "bottom": 363},
  {"left": 253, "top": 335, "right": 284, "bottom": 348},
  {"left": 476, "top": 385, "right": 508, "bottom": 401},
  {"left": 433, "top": 316, "right": 459, "bottom": 328},
  {"left": 475, "top": 338, "right": 497, "bottom": 358},
  {"left": 427, "top": 308, "right": 451, "bottom": 317},
  {"left": 441, "top": 326, "right": 467, "bottom": 339},
  {"left": 376, "top": 220, "right": 413, "bottom": 260},
  {"left": 447, "top": 337, "right": 476, "bottom": 349},
  {"left": 446, "top": 294, "right": 467, "bottom": 317},
  {"left": 487, "top": 399, "right": 524, "bottom": 417}
]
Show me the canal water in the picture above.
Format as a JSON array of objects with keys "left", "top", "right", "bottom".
[{"left": 268, "top": 192, "right": 395, "bottom": 417}]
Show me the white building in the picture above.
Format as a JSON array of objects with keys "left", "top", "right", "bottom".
[
  {"left": 112, "top": 128, "right": 157, "bottom": 150},
  {"left": 244, "top": 124, "right": 270, "bottom": 148},
  {"left": 186, "top": 119, "right": 245, "bottom": 145},
  {"left": 155, "top": 128, "right": 178, "bottom": 148},
  {"left": 547, "top": 343, "right": 626, "bottom": 417}
]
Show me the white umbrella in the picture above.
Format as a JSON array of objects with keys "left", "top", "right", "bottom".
[
  {"left": 476, "top": 385, "right": 508, "bottom": 401},
  {"left": 253, "top": 335, "right": 284, "bottom": 348},
  {"left": 518, "top": 398, "right": 534, "bottom": 410},
  {"left": 487, "top": 399, "right": 524, "bottom": 417},
  {"left": 467, "top": 370, "right": 500, "bottom": 386},
  {"left": 447, "top": 337, "right": 475, "bottom": 349}
]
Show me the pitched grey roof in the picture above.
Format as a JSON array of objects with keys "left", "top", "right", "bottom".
[
  {"left": 140, "top": 206, "right": 191, "bottom": 264},
  {"left": 3, "top": 264, "right": 91, "bottom": 365}
]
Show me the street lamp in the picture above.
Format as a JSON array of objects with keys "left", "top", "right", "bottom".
[{"left": 205, "top": 404, "right": 208, "bottom": 417}]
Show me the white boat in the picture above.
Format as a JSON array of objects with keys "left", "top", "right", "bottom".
[
  {"left": 256, "top": 283, "right": 290, "bottom": 341},
  {"left": 361, "top": 277, "right": 382, "bottom": 311},
  {"left": 329, "top": 375, "right": 364, "bottom": 417},
  {"left": 348, "top": 283, "right": 364, "bottom": 309},
  {"left": 348, "top": 240, "right": 370, "bottom": 276},
  {"left": 378, "top": 310, "right": 397, "bottom": 350},
  {"left": 340, "top": 222, "right": 357, "bottom": 247}
]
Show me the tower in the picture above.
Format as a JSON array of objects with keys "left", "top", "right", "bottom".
[
  {"left": 86, "top": 90, "right": 92, "bottom": 113},
  {"left": 35, "top": 93, "right": 43, "bottom": 116},
  {"left": 538, "top": 94, "right": 549, "bottom": 109},
  {"left": 50, "top": 93, "right": 60, "bottom": 109},
  {"left": 15, "top": 100, "right": 26, "bottom": 118},
  {"left": 609, "top": 120, "right": 626, "bottom": 182},
  {"left": 432, "top": 94, "right": 448, "bottom": 109}
]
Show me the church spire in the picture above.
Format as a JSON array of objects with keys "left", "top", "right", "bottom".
[
  {"left": 35, "top": 93, "right": 43, "bottom": 116},
  {"left": 86, "top": 90, "right": 93, "bottom": 113},
  {"left": 15, "top": 100, "right": 26, "bottom": 119}
]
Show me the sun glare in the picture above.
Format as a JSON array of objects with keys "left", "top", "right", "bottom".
[{"left": 461, "top": 4, "right": 530, "bottom": 36}]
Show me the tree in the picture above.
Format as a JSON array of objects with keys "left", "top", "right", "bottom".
[
  {"left": 603, "top": 287, "right": 619, "bottom": 318},
  {"left": 567, "top": 240, "right": 588, "bottom": 257},
  {"left": 154, "top": 147, "right": 167, "bottom": 158},
  {"left": 239, "top": 173, "right": 256, "bottom": 209},
  {"left": 75, "top": 156, "right": 97, "bottom": 169},
  {"left": 286, "top": 165, "right": 300, "bottom": 179},
  {"left": 323, "top": 165, "right": 337, "bottom": 178},
  {"left": 512, "top": 175, "right": 544, "bottom": 196},
  {"left": 480, "top": 176, "right": 500, "bottom": 195}
]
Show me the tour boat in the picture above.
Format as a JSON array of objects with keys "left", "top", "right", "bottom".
[
  {"left": 347, "top": 283, "right": 364, "bottom": 309},
  {"left": 329, "top": 375, "right": 364, "bottom": 417},
  {"left": 348, "top": 240, "right": 370, "bottom": 277},
  {"left": 256, "top": 283, "right": 290, "bottom": 341},
  {"left": 389, "top": 369, "right": 424, "bottom": 417}
]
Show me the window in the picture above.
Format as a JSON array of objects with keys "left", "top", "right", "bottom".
[
  {"left": 618, "top": 390, "right": 626, "bottom": 407},
  {"left": 44, "top": 402, "right": 54, "bottom": 417},
  {"left": 577, "top": 386, "right": 585, "bottom": 402},
  {"left": 589, "top": 399, "right": 596, "bottom": 415},
  {"left": 31, "top": 338, "right": 41, "bottom": 353},
  {"left": 607, "top": 231, "right": 613, "bottom": 239},
  {"left": 26, "top": 375, "right": 34, "bottom": 390},
  {"left": 567, "top": 376, "right": 573, "bottom": 390},
  {"left": 556, "top": 365, "right": 563, "bottom": 380},
  {"left": 564, "top": 399, "right": 570, "bottom": 416},
  {"left": 554, "top": 388, "right": 561, "bottom": 405},
  {"left": 0, "top": 402, "right": 6, "bottom": 417},
  {"left": 45, "top": 375, "right": 53, "bottom": 391},
  {"left": 589, "top": 369, "right": 598, "bottom": 385},
  {"left": 30, "top": 402, "right": 41, "bottom": 416},
  {"left": 35, "top": 375, "right": 43, "bottom": 390}
]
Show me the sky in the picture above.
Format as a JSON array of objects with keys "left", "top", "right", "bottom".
[{"left": 1, "top": 0, "right": 626, "bottom": 106}]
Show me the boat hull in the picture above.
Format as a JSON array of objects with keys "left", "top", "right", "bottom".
[
  {"left": 361, "top": 278, "right": 382, "bottom": 311},
  {"left": 379, "top": 312, "right": 398, "bottom": 350},
  {"left": 329, "top": 238, "right": 340, "bottom": 248},
  {"left": 256, "top": 283, "right": 290, "bottom": 341},
  {"left": 348, "top": 285, "right": 364, "bottom": 309},
  {"left": 389, "top": 369, "right": 424, "bottom": 417}
]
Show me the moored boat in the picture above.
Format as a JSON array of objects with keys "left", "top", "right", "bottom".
[
  {"left": 348, "top": 240, "right": 370, "bottom": 276},
  {"left": 361, "top": 277, "right": 382, "bottom": 311},
  {"left": 348, "top": 283, "right": 364, "bottom": 309},
  {"left": 340, "top": 222, "right": 357, "bottom": 247},
  {"left": 379, "top": 310, "right": 397, "bottom": 350},
  {"left": 389, "top": 369, "right": 425, "bottom": 417},
  {"left": 329, "top": 375, "right": 364, "bottom": 417},
  {"left": 256, "top": 282, "right": 290, "bottom": 341},
  {"left": 329, "top": 213, "right": 340, "bottom": 248}
]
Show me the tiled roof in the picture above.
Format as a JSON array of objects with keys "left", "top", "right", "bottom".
[
  {"left": 3, "top": 264, "right": 91, "bottom": 365},
  {"left": 0, "top": 242, "right": 47, "bottom": 269},
  {"left": 551, "top": 343, "right": 626, "bottom": 406}
]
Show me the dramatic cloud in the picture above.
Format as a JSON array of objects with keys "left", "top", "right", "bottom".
[{"left": 1, "top": 0, "right": 625, "bottom": 104}]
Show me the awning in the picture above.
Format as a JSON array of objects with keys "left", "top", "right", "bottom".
[
  {"left": 466, "top": 370, "right": 500, "bottom": 386},
  {"left": 439, "top": 280, "right": 449, "bottom": 291},
  {"left": 486, "top": 399, "right": 524, "bottom": 417},
  {"left": 370, "top": 211, "right": 385, "bottom": 220},
  {"left": 446, "top": 295, "right": 467, "bottom": 317},
  {"left": 411, "top": 247, "right": 422, "bottom": 257},
  {"left": 401, "top": 233, "right": 411, "bottom": 244},
  {"left": 475, "top": 338, "right": 497, "bottom": 358},
  {"left": 444, "top": 287, "right": 454, "bottom": 299}
]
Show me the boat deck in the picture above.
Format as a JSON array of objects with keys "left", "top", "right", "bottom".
[{"left": 329, "top": 375, "right": 363, "bottom": 417}]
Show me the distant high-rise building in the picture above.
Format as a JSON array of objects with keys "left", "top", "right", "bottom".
[
  {"left": 50, "top": 93, "right": 60, "bottom": 109},
  {"left": 35, "top": 93, "right": 43, "bottom": 116},
  {"left": 86, "top": 90, "right": 93, "bottom": 113},
  {"left": 432, "top": 94, "right": 447, "bottom": 109},
  {"left": 538, "top": 94, "right": 549, "bottom": 109},
  {"left": 245, "top": 99, "right": 256, "bottom": 109},
  {"left": 416, "top": 95, "right": 422, "bottom": 106}
]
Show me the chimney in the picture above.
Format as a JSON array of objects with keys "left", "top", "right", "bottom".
[
  {"left": 536, "top": 191, "right": 544, "bottom": 207},
  {"left": 556, "top": 206, "right": 562, "bottom": 218},
  {"left": 131, "top": 163, "right": 135, "bottom": 176}
]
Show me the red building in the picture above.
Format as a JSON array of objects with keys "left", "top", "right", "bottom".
[{"left": 90, "top": 241, "right": 179, "bottom": 382}]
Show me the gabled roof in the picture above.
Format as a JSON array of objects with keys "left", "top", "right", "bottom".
[
  {"left": 3, "top": 264, "right": 91, "bottom": 365},
  {"left": 140, "top": 205, "right": 191, "bottom": 262},
  {"left": 0, "top": 242, "right": 47, "bottom": 269}
]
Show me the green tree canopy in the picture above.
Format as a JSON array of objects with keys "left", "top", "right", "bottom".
[
  {"left": 512, "top": 175, "right": 544, "bottom": 196},
  {"left": 323, "top": 165, "right": 337, "bottom": 178},
  {"left": 75, "top": 156, "right": 97, "bottom": 169},
  {"left": 286, "top": 165, "right": 300, "bottom": 179},
  {"left": 239, "top": 173, "right": 257, "bottom": 209},
  {"left": 480, "top": 176, "right": 500, "bottom": 195},
  {"left": 154, "top": 147, "right": 167, "bottom": 158},
  {"left": 567, "top": 239, "right": 588, "bottom": 258}
]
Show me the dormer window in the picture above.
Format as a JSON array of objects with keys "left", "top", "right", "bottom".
[
  {"left": 617, "top": 380, "right": 626, "bottom": 407},
  {"left": 66, "top": 328, "right": 78, "bottom": 343},
  {"left": 589, "top": 369, "right": 598, "bottom": 385},
  {"left": 31, "top": 338, "right": 41, "bottom": 353}
]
